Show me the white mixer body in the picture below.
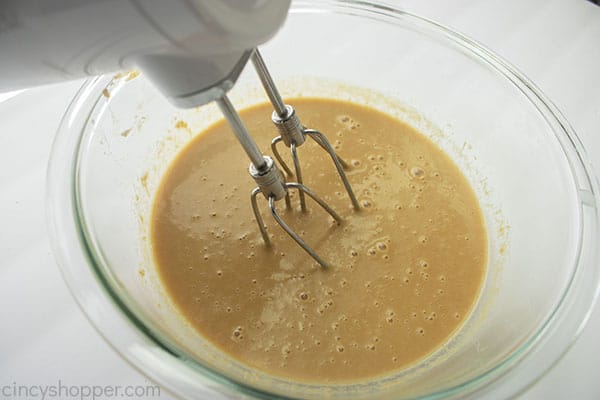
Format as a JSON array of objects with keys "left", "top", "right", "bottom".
[{"left": 0, "top": 0, "right": 290, "bottom": 107}]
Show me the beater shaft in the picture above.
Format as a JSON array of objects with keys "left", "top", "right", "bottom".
[
  {"left": 251, "top": 48, "right": 288, "bottom": 118},
  {"left": 216, "top": 96, "right": 267, "bottom": 172}
]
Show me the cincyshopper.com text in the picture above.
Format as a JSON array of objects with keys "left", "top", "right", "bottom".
[{"left": 1, "top": 380, "right": 161, "bottom": 400}]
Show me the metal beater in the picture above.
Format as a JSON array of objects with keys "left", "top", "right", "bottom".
[
  {"left": 215, "top": 49, "right": 359, "bottom": 269},
  {"left": 251, "top": 50, "right": 360, "bottom": 212}
]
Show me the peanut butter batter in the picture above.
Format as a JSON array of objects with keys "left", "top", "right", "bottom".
[{"left": 151, "top": 98, "right": 487, "bottom": 383}]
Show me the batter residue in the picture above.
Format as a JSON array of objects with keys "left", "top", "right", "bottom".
[{"left": 151, "top": 98, "right": 487, "bottom": 383}]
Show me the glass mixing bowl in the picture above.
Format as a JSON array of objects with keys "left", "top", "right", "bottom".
[{"left": 47, "top": 1, "right": 600, "bottom": 399}]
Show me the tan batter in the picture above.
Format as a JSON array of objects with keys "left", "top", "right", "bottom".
[{"left": 151, "top": 98, "right": 487, "bottom": 383}]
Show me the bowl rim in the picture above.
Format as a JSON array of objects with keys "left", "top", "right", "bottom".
[{"left": 47, "top": 1, "right": 600, "bottom": 399}]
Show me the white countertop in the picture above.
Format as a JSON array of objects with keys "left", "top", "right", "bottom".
[{"left": 1, "top": 0, "right": 599, "bottom": 399}]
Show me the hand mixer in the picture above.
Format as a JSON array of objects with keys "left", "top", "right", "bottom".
[{"left": 0, "top": 0, "right": 359, "bottom": 269}]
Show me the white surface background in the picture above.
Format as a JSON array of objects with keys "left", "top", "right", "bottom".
[{"left": 1, "top": 0, "right": 599, "bottom": 399}]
